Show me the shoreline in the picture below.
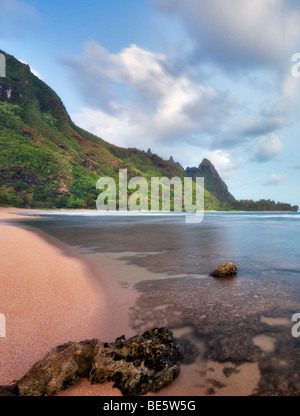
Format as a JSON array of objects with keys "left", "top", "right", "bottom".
[
  {"left": 0, "top": 208, "right": 123, "bottom": 396},
  {"left": 0, "top": 207, "right": 278, "bottom": 396},
  {"left": 1, "top": 207, "right": 298, "bottom": 217},
  {"left": 1, "top": 207, "right": 201, "bottom": 396},
  {"left": 0, "top": 207, "right": 204, "bottom": 396}
]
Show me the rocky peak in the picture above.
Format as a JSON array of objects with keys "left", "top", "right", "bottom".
[
  {"left": 199, "top": 158, "right": 215, "bottom": 168},
  {"left": 186, "top": 158, "right": 235, "bottom": 204}
]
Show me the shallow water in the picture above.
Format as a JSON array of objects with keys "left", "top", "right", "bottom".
[{"left": 11, "top": 212, "right": 300, "bottom": 395}]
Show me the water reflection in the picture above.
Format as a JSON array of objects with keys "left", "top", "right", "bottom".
[{"left": 10, "top": 213, "right": 300, "bottom": 395}]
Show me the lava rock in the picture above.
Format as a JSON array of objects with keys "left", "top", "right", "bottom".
[
  {"left": 15, "top": 328, "right": 183, "bottom": 396},
  {"left": 17, "top": 339, "right": 98, "bottom": 396},
  {"left": 0, "top": 384, "right": 19, "bottom": 396},
  {"left": 210, "top": 262, "right": 238, "bottom": 278},
  {"left": 90, "top": 328, "right": 184, "bottom": 396}
]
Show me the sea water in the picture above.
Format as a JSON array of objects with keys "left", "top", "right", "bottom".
[{"left": 11, "top": 212, "right": 300, "bottom": 395}]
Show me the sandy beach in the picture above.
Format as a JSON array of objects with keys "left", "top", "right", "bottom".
[
  {"left": 0, "top": 208, "right": 264, "bottom": 397},
  {"left": 0, "top": 208, "right": 123, "bottom": 395},
  {"left": 2, "top": 208, "right": 291, "bottom": 396}
]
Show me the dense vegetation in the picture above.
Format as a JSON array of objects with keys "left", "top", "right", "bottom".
[
  {"left": 0, "top": 50, "right": 220, "bottom": 211},
  {"left": 0, "top": 50, "right": 297, "bottom": 212},
  {"left": 230, "top": 199, "right": 299, "bottom": 212}
]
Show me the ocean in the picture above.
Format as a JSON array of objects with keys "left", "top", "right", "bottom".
[{"left": 10, "top": 211, "right": 300, "bottom": 395}]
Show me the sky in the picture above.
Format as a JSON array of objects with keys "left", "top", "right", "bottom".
[{"left": 1, "top": 0, "right": 300, "bottom": 206}]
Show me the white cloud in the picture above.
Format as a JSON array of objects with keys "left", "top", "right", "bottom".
[
  {"left": 72, "top": 106, "right": 144, "bottom": 148},
  {"left": 255, "top": 134, "right": 283, "bottom": 162},
  {"left": 152, "top": 0, "right": 300, "bottom": 70},
  {"left": 64, "top": 2, "right": 300, "bottom": 173},
  {"left": 150, "top": 0, "right": 300, "bottom": 147},
  {"left": 67, "top": 42, "right": 234, "bottom": 147},
  {"left": 202, "top": 150, "right": 245, "bottom": 179},
  {"left": 270, "top": 75, "right": 300, "bottom": 120},
  {"left": 262, "top": 174, "right": 286, "bottom": 186}
]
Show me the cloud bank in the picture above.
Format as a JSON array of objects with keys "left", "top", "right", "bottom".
[
  {"left": 151, "top": 0, "right": 300, "bottom": 70},
  {"left": 68, "top": 41, "right": 236, "bottom": 159},
  {"left": 65, "top": 0, "right": 300, "bottom": 177},
  {"left": 255, "top": 134, "right": 283, "bottom": 162}
]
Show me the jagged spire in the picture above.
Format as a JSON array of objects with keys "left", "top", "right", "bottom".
[{"left": 186, "top": 158, "right": 235, "bottom": 204}]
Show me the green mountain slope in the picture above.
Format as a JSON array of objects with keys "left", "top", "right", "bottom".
[{"left": 0, "top": 50, "right": 221, "bottom": 210}]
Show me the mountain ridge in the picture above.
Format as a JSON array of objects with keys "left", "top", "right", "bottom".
[
  {"left": 186, "top": 158, "right": 235, "bottom": 204},
  {"left": 0, "top": 50, "right": 221, "bottom": 210},
  {"left": 0, "top": 50, "right": 297, "bottom": 212}
]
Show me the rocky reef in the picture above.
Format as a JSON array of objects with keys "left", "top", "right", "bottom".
[{"left": 1, "top": 328, "right": 183, "bottom": 397}]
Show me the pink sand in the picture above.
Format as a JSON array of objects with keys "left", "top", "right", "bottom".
[{"left": 0, "top": 208, "right": 119, "bottom": 395}]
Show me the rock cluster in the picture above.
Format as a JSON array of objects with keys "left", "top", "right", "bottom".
[
  {"left": 210, "top": 262, "right": 238, "bottom": 278},
  {"left": 2, "top": 328, "right": 183, "bottom": 397}
]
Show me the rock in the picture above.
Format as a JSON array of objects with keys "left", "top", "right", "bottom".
[
  {"left": 15, "top": 328, "right": 183, "bottom": 397},
  {"left": 179, "top": 339, "right": 200, "bottom": 365},
  {"left": 223, "top": 367, "right": 240, "bottom": 378},
  {"left": 90, "top": 328, "right": 184, "bottom": 396},
  {"left": 185, "top": 159, "right": 235, "bottom": 204},
  {"left": 18, "top": 339, "right": 98, "bottom": 396},
  {"left": 210, "top": 262, "right": 238, "bottom": 278},
  {"left": 0, "top": 384, "right": 19, "bottom": 396}
]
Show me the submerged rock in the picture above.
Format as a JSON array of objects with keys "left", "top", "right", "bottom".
[
  {"left": 210, "top": 262, "right": 238, "bottom": 278},
  {"left": 14, "top": 328, "right": 183, "bottom": 397}
]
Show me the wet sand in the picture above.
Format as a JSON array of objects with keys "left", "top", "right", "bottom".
[
  {"left": 0, "top": 208, "right": 120, "bottom": 395},
  {"left": 0, "top": 208, "right": 263, "bottom": 396}
]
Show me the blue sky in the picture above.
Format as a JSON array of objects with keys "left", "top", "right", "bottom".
[{"left": 1, "top": 0, "right": 300, "bottom": 206}]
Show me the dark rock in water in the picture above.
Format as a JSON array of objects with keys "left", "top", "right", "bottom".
[
  {"left": 179, "top": 339, "right": 200, "bottom": 365},
  {"left": 18, "top": 339, "right": 97, "bottom": 396},
  {"left": 90, "top": 327, "right": 183, "bottom": 396},
  {"left": 207, "top": 333, "right": 261, "bottom": 364},
  {"left": 210, "top": 262, "right": 238, "bottom": 278},
  {"left": 15, "top": 328, "right": 183, "bottom": 397},
  {"left": 223, "top": 367, "right": 240, "bottom": 378}
]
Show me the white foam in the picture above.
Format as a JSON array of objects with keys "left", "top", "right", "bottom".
[
  {"left": 23, "top": 210, "right": 188, "bottom": 217},
  {"left": 206, "top": 213, "right": 300, "bottom": 219},
  {"left": 19, "top": 211, "right": 300, "bottom": 219}
]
